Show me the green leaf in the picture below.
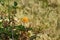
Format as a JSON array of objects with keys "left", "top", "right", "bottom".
[
  {"left": 27, "top": 27, "right": 33, "bottom": 31},
  {"left": 14, "top": 1, "right": 17, "bottom": 7},
  {"left": 15, "top": 25, "right": 26, "bottom": 31}
]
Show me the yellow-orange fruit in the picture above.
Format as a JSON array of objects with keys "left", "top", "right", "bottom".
[{"left": 22, "top": 17, "right": 29, "bottom": 23}]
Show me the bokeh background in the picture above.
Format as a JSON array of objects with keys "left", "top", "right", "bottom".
[{"left": 0, "top": 0, "right": 60, "bottom": 40}]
